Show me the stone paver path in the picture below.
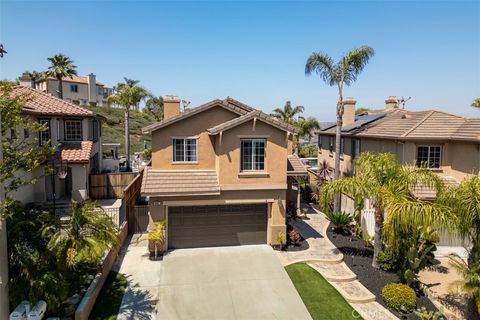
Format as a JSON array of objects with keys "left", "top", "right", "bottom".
[{"left": 276, "top": 203, "right": 398, "bottom": 320}]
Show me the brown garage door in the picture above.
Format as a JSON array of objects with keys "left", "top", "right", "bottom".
[{"left": 168, "top": 204, "right": 267, "bottom": 249}]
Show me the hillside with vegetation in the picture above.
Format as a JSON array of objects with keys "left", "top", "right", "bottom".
[{"left": 86, "top": 105, "right": 157, "bottom": 155}]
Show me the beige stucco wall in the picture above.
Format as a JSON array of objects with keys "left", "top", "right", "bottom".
[{"left": 71, "top": 163, "right": 89, "bottom": 201}]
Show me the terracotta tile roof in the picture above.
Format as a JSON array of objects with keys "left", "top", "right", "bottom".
[
  {"left": 287, "top": 154, "right": 308, "bottom": 176},
  {"left": 207, "top": 110, "right": 297, "bottom": 135},
  {"left": 14, "top": 86, "right": 96, "bottom": 117},
  {"left": 44, "top": 75, "right": 105, "bottom": 86},
  {"left": 142, "top": 97, "right": 294, "bottom": 134},
  {"left": 141, "top": 168, "right": 220, "bottom": 196},
  {"left": 321, "top": 108, "right": 480, "bottom": 142},
  {"left": 56, "top": 141, "right": 92, "bottom": 163}
]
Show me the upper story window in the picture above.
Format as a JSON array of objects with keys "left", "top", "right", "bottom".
[
  {"left": 417, "top": 145, "right": 442, "bottom": 169},
  {"left": 351, "top": 139, "right": 360, "bottom": 159},
  {"left": 173, "top": 138, "right": 197, "bottom": 162},
  {"left": 241, "top": 139, "right": 266, "bottom": 171},
  {"left": 318, "top": 135, "right": 322, "bottom": 153},
  {"left": 64, "top": 119, "right": 83, "bottom": 141},
  {"left": 39, "top": 119, "right": 50, "bottom": 145},
  {"left": 340, "top": 138, "right": 345, "bottom": 155},
  {"left": 89, "top": 120, "right": 99, "bottom": 142},
  {"left": 329, "top": 136, "right": 334, "bottom": 154},
  {"left": 70, "top": 84, "right": 78, "bottom": 93}
]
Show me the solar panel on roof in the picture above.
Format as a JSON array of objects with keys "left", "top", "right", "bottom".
[{"left": 341, "top": 113, "right": 385, "bottom": 132}]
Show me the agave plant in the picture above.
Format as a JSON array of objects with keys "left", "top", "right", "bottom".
[{"left": 325, "top": 211, "right": 354, "bottom": 233}]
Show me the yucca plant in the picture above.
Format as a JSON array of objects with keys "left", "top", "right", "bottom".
[
  {"left": 148, "top": 221, "right": 166, "bottom": 259},
  {"left": 325, "top": 211, "right": 354, "bottom": 233}
]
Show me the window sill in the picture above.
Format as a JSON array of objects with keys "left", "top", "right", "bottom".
[
  {"left": 238, "top": 172, "right": 270, "bottom": 178},
  {"left": 171, "top": 161, "right": 199, "bottom": 165}
]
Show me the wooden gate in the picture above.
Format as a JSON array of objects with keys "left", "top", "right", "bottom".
[
  {"left": 90, "top": 173, "right": 136, "bottom": 199},
  {"left": 132, "top": 205, "right": 150, "bottom": 233}
]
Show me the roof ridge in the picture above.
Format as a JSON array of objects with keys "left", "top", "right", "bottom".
[{"left": 401, "top": 110, "right": 435, "bottom": 137}]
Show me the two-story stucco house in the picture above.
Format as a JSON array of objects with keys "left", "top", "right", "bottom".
[
  {"left": 141, "top": 96, "right": 307, "bottom": 249},
  {"left": 318, "top": 96, "right": 480, "bottom": 184},
  {"left": 10, "top": 86, "right": 105, "bottom": 204},
  {"left": 19, "top": 73, "right": 113, "bottom": 107}
]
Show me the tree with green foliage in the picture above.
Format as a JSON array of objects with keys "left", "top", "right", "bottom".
[
  {"left": 320, "top": 152, "right": 451, "bottom": 268},
  {"left": 355, "top": 107, "right": 371, "bottom": 115},
  {"left": 45, "top": 54, "right": 77, "bottom": 99},
  {"left": 305, "top": 46, "right": 375, "bottom": 211},
  {"left": 471, "top": 98, "right": 480, "bottom": 109},
  {"left": 42, "top": 201, "right": 119, "bottom": 268},
  {"left": 145, "top": 94, "right": 164, "bottom": 121},
  {"left": 270, "top": 101, "right": 304, "bottom": 125},
  {"left": 21, "top": 70, "right": 46, "bottom": 89},
  {"left": 296, "top": 116, "right": 320, "bottom": 143},
  {"left": 449, "top": 254, "right": 480, "bottom": 316},
  {"left": 107, "top": 78, "right": 149, "bottom": 171}
]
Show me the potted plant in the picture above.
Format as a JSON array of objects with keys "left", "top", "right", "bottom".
[
  {"left": 302, "top": 207, "right": 309, "bottom": 219},
  {"left": 148, "top": 220, "right": 166, "bottom": 259}
]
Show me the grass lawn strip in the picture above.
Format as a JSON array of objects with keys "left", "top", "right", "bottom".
[
  {"left": 90, "top": 271, "right": 127, "bottom": 320},
  {"left": 286, "top": 262, "right": 363, "bottom": 320}
]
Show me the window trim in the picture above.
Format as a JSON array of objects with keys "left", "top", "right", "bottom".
[
  {"left": 240, "top": 138, "right": 266, "bottom": 172},
  {"left": 64, "top": 119, "right": 83, "bottom": 141},
  {"left": 416, "top": 145, "right": 442, "bottom": 169},
  {"left": 70, "top": 84, "right": 78, "bottom": 93},
  {"left": 38, "top": 119, "right": 51, "bottom": 146},
  {"left": 351, "top": 138, "right": 361, "bottom": 159},
  {"left": 172, "top": 137, "right": 198, "bottom": 163}
]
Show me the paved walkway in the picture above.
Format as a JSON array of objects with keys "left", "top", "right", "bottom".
[{"left": 275, "top": 203, "right": 398, "bottom": 320}]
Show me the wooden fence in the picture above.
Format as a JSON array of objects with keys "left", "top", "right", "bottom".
[
  {"left": 90, "top": 173, "right": 137, "bottom": 199},
  {"left": 124, "top": 161, "right": 150, "bottom": 233}
]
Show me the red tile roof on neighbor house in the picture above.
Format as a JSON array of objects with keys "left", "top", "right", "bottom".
[
  {"left": 56, "top": 141, "right": 93, "bottom": 163},
  {"left": 14, "top": 86, "right": 98, "bottom": 117}
]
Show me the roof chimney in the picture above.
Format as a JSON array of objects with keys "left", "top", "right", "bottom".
[
  {"left": 87, "top": 73, "right": 96, "bottom": 104},
  {"left": 163, "top": 95, "right": 181, "bottom": 120},
  {"left": 385, "top": 96, "right": 398, "bottom": 110},
  {"left": 342, "top": 97, "right": 356, "bottom": 126}
]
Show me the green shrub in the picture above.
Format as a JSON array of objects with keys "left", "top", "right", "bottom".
[
  {"left": 325, "top": 211, "right": 354, "bottom": 233},
  {"left": 377, "top": 248, "right": 399, "bottom": 272},
  {"left": 414, "top": 307, "right": 445, "bottom": 320},
  {"left": 381, "top": 283, "right": 416, "bottom": 313}
]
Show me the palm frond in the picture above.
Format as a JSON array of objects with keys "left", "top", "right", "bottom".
[
  {"left": 305, "top": 52, "right": 338, "bottom": 86},
  {"left": 341, "top": 46, "right": 375, "bottom": 86}
]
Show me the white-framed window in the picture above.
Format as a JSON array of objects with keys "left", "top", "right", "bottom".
[
  {"left": 241, "top": 139, "right": 266, "bottom": 171},
  {"left": 70, "top": 84, "right": 78, "bottom": 93},
  {"left": 351, "top": 139, "right": 360, "bottom": 159},
  {"left": 416, "top": 145, "right": 442, "bottom": 169},
  {"left": 173, "top": 138, "right": 197, "bottom": 162},
  {"left": 64, "top": 119, "right": 83, "bottom": 141},
  {"left": 39, "top": 119, "right": 50, "bottom": 145}
]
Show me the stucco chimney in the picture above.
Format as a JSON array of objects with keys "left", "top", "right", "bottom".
[
  {"left": 87, "top": 73, "right": 96, "bottom": 104},
  {"left": 163, "top": 95, "right": 181, "bottom": 120},
  {"left": 342, "top": 97, "right": 356, "bottom": 126},
  {"left": 385, "top": 96, "right": 399, "bottom": 110}
]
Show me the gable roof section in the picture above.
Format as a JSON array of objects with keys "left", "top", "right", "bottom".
[
  {"left": 56, "top": 141, "right": 93, "bottom": 163},
  {"left": 207, "top": 110, "right": 297, "bottom": 135},
  {"left": 287, "top": 154, "right": 308, "bottom": 176},
  {"left": 142, "top": 96, "right": 295, "bottom": 134},
  {"left": 14, "top": 86, "right": 97, "bottom": 117}
]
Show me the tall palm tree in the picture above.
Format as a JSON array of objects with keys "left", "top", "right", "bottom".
[
  {"left": 145, "top": 94, "right": 164, "bottom": 121},
  {"left": 22, "top": 70, "right": 45, "bottom": 89},
  {"left": 45, "top": 54, "right": 77, "bottom": 99},
  {"left": 320, "top": 152, "right": 451, "bottom": 268},
  {"left": 294, "top": 116, "right": 320, "bottom": 154},
  {"left": 306, "top": 46, "right": 375, "bottom": 211},
  {"left": 471, "top": 98, "right": 480, "bottom": 110},
  {"left": 270, "top": 101, "right": 304, "bottom": 125},
  {"left": 43, "top": 201, "right": 119, "bottom": 268},
  {"left": 107, "top": 78, "right": 149, "bottom": 171},
  {"left": 439, "top": 176, "right": 480, "bottom": 266}
]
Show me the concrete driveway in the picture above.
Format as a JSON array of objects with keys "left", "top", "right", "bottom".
[{"left": 156, "top": 245, "right": 312, "bottom": 320}]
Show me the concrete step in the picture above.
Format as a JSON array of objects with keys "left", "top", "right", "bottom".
[
  {"left": 351, "top": 301, "right": 399, "bottom": 320},
  {"left": 308, "top": 261, "right": 357, "bottom": 282},
  {"left": 330, "top": 280, "right": 376, "bottom": 304}
]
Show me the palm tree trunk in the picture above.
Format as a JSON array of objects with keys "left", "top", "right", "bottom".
[
  {"left": 58, "top": 79, "right": 63, "bottom": 99},
  {"left": 333, "top": 86, "right": 344, "bottom": 212},
  {"left": 372, "top": 207, "right": 384, "bottom": 268},
  {"left": 125, "top": 107, "right": 131, "bottom": 172},
  {"left": 468, "top": 236, "right": 480, "bottom": 267}
]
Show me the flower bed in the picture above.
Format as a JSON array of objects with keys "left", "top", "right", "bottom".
[{"left": 327, "top": 225, "right": 439, "bottom": 320}]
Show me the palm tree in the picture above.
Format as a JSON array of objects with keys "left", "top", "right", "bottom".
[
  {"left": 22, "top": 70, "right": 45, "bottom": 89},
  {"left": 439, "top": 176, "right": 480, "bottom": 266},
  {"left": 45, "top": 54, "right": 77, "bottom": 99},
  {"left": 107, "top": 78, "right": 149, "bottom": 171},
  {"left": 43, "top": 201, "right": 119, "bottom": 268},
  {"left": 145, "top": 94, "right": 164, "bottom": 121},
  {"left": 270, "top": 101, "right": 304, "bottom": 125},
  {"left": 472, "top": 98, "right": 480, "bottom": 109},
  {"left": 294, "top": 116, "right": 320, "bottom": 154},
  {"left": 320, "top": 152, "right": 451, "bottom": 268},
  {"left": 306, "top": 46, "right": 375, "bottom": 211}
]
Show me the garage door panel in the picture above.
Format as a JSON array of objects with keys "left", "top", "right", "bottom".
[{"left": 168, "top": 204, "right": 267, "bottom": 249}]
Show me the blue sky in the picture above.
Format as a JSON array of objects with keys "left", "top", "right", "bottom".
[{"left": 1, "top": 0, "right": 479, "bottom": 120}]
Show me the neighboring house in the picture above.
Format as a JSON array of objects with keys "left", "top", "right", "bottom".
[
  {"left": 9, "top": 86, "right": 105, "bottom": 204},
  {"left": 19, "top": 73, "right": 113, "bottom": 107},
  {"left": 141, "top": 96, "right": 307, "bottom": 249},
  {"left": 318, "top": 96, "right": 480, "bottom": 184}
]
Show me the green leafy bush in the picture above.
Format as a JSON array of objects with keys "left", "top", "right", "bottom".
[
  {"left": 414, "top": 307, "right": 445, "bottom": 320},
  {"left": 377, "top": 248, "right": 399, "bottom": 272},
  {"left": 381, "top": 283, "right": 416, "bottom": 313},
  {"left": 325, "top": 211, "right": 354, "bottom": 233}
]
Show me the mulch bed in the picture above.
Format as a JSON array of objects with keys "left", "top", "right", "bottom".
[
  {"left": 327, "top": 225, "right": 439, "bottom": 320},
  {"left": 280, "top": 221, "right": 310, "bottom": 252}
]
